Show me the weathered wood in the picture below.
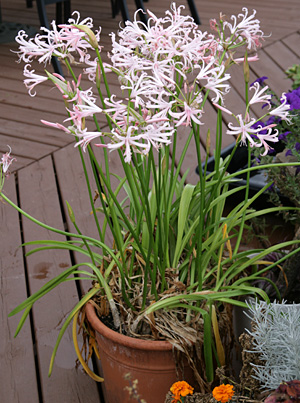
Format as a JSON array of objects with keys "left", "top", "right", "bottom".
[
  {"left": 0, "top": 176, "right": 40, "bottom": 403},
  {"left": 17, "top": 156, "right": 102, "bottom": 403},
  {"left": 0, "top": 118, "right": 71, "bottom": 148},
  {"left": 264, "top": 40, "right": 300, "bottom": 73},
  {"left": 0, "top": 133, "right": 57, "bottom": 160},
  {"left": 53, "top": 143, "right": 108, "bottom": 288},
  {"left": 0, "top": 153, "right": 34, "bottom": 172},
  {"left": 282, "top": 32, "right": 300, "bottom": 57},
  {"left": 250, "top": 50, "right": 293, "bottom": 95}
]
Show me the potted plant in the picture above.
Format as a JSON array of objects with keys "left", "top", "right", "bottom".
[
  {"left": 2, "top": 4, "right": 300, "bottom": 402},
  {"left": 246, "top": 300, "right": 300, "bottom": 391}
]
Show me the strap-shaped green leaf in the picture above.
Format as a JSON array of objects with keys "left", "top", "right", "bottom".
[{"left": 172, "top": 184, "right": 195, "bottom": 267}]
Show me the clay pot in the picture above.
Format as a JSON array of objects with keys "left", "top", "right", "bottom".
[{"left": 85, "top": 303, "right": 196, "bottom": 403}]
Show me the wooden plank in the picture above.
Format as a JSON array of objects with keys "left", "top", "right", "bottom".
[
  {"left": 264, "top": 40, "right": 300, "bottom": 72},
  {"left": 249, "top": 49, "right": 293, "bottom": 95},
  {"left": 0, "top": 86, "right": 67, "bottom": 116},
  {"left": 0, "top": 103, "right": 67, "bottom": 129},
  {"left": 2, "top": 0, "right": 300, "bottom": 43},
  {"left": 0, "top": 153, "right": 34, "bottom": 172},
  {"left": 282, "top": 32, "right": 300, "bottom": 57},
  {"left": 18, "top": 156, "right": 101, "bottom": 403},
  {"left": 1, "top": 0, "right": 299, "bottom": 174},
  {"left": 0, "top": 118, "right": 71, "bottom": 147},
  {"left": 0, "top": 133, "right": 57, "bottom": 160},
  {"left": 0, "top": 175, "right": 40, "bottom": 403},
  {"left": 53, "top": 142, "right": 119, "bottom": 265}
]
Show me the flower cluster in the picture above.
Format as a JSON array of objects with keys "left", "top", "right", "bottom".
[
  {"left": 15, "top": 4, "right": 291, "bottom": 162},
  {"left": 251, "top": 79, "right": 300, "bottom": 150},
  {"left": 249, "top": 74, "right": 300, "bottom": 223},
  {"left": 212, "top": 384, "right": 234, "bottom": 403},
  {"left": 15, "top": 12, "right": 100, "bottom": 66},
  {"left": 170, "top": 381, "right": 194, "bottom": 402}
]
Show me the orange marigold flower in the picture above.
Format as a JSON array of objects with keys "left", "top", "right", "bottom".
[
  {"left": 212, "top": 384, "right": 234, "bottom": 403},
  {"left": 170, "top": 381, "right": 194, "bottom": 402}
]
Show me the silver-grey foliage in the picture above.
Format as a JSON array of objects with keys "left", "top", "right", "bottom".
[{"left": 246, "top": 300, "right": 300, "bottom": 390}]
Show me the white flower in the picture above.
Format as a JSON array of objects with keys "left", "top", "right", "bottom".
[
  {"left": 257, "top": 128, "right": 279, "bottom": 156},
  {"left": 204, "top": 65, "right": 231, "bottom": 104},
  {"left": 249, "top": 82, "right": 272, "bottom": 106},
  {"left": 169, "top": 102, "right": 203, "bottom": 127},
  {"left": 141, "top": 122, "right": 173, "bottom": 150},
  {"left": 23, "top": 64, "right": 48, "bottom": 96},
  {"left": 1, "top": 146, "right": 16, "bottom": 174},
  {"left": 269, "top": 94, "right": 292, "bottom": 123},
  {"left": 227, "top": 114, "right": 259, "bottom": 146},
  {"left": 227, "top": 115, "right": 279, "bottom": 155}
]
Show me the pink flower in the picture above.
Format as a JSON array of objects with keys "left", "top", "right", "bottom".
[
  {"left": 41, "top": 119, "right": 72, "bottom": 133},
  {"left": 225, "top": 8, "right": 265, "bottom": 50},
  {"left": 141, "top": 122, "right": 173, "bottom": 150},
  {"left": 146, "top": 95, "right": 174, "bottom": 119},
  {"left": 107, "top": 127, "right": 148, "bottom": 163},
  {"left": 104, "top": 96, "right": 127, "bottom": 120},
  {"left": 233, "top": 55, "right": 259, "bottom": 64},
  {"left": 1, "top": 146, "right": 16, "bottom": 174},
  {"left": 74, "top": 129, "right": 103, "bottom": 152},
  {"left": 15, "top": 11, "right": 101, "bottom": 70},
  {"left": 169, "top": 102, "right": 203, "bottom": 127}
]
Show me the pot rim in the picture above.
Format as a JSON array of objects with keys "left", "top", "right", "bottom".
[{"left": 85, "top": 302, "right": 174, "bottom": 351}]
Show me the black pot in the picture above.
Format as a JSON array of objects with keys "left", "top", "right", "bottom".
[{"left": 196, "top": 142, "right": 288, "bottom": 205}]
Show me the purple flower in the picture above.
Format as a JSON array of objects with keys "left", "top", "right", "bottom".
[
  {"left": 265, "top": 116, "right": 276, "bottom": 125},
  {"left": 251, "top": 120, "right": 269, "bottom": 135},
  {"left": 278, "top": 131, "right": 290, "bottom": 141},
  {"left": 295, "top": 142, "right": 300, "bottom": 152},
  {"left": 286, "top": 149, "right": 293, "bottom": 157},
  {"left": 285, "top": 86, "right": 300, "bottom": 110},
  {"left": 250, "top": 76, "right": 268, "bottom": 88}
]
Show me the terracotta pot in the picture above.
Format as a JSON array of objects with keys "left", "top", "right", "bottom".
[{"left": 85, "top": 303, "right": 196, "bottom": 403}]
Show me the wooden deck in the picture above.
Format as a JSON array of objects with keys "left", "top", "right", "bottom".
[{"left": 0, "top": 0, "right": 300, "bottom": 402}]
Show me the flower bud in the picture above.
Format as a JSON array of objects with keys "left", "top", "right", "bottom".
[
  {"left": 243, "top": 53, "right": 250, "bottom": 84},
  {"left": 73, "top": 24, "right": 99, "bottom": 49},
  {"left": 66, "top": 200, "right": 75, "bottom": 224},
  {"left": 96, "top": 62, "right": 102, "bottom": 89}
]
